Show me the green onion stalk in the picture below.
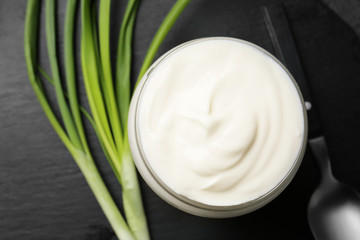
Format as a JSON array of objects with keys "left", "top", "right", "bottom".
[{"left": 24, "top": 0, "right": 191, "bottom": 239}]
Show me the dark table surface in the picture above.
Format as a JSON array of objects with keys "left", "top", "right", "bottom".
[{"left": 1, "top": 0, "right": 360, "bottom": 239}]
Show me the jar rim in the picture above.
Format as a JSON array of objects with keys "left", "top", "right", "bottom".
[{"left": 129, "top": 37, "right": 308, "bottom": 217}]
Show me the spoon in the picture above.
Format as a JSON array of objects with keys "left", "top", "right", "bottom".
[
  {"left": 308, "top": 136, "right": 360, "bottom": 240},
  {"left": 261, "top": 4, "right": 360, "bottom": 239}
]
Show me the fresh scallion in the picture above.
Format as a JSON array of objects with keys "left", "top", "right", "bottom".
[{"left": 25, "top": 0, "right": 191, "bottom": 239}]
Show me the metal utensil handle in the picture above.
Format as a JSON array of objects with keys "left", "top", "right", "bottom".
[{"left": 308, "top": 136, "right": 334, "bottom": 181}]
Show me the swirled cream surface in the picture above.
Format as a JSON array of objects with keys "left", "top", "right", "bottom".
[{"left": 137, "top": 38, "right": 304, "bottom": 206}]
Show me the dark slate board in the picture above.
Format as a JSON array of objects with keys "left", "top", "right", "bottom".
[{"left": 1, "top": 0, "right": 360, "bottom": 239}]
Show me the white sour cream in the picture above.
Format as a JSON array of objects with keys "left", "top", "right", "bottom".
[{"left": 136, "top": 38, "right": 305, "bottom": 206}]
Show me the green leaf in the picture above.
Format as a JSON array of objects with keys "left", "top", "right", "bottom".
[
  {"left": 25, "top": 0, "right": 77, "bottom": 156},
  {"left": 64, "top": 0, "right": 91, "bottom": 155},
  {"left": 38, "top": 66, "right": 122, "bottom": 184},
  {"left": 45, "top": 0, "right": 83, "bottom": 151},
  {"left": 99, "top": 0, "right": 124, "bottom": 151},
  {"left": 116, "top": 0, "right": 140, "bottom": 133},
  {"left": 80, "top": 0, "right": 121, "bottom": 170},
  {"left": 136, "top": 0, "right": 191, "bottom": 86}
]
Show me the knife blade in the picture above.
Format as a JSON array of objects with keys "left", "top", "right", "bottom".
[{"left": 261, "top": 3, "right": 322, "bottom": 139}]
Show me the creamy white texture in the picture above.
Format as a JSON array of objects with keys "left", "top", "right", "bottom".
[{"left": 137, "top": 39, "right": 304, "bottom": 206}]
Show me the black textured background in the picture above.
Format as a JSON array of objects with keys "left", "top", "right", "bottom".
[{"left": 1, "top": 0, "right": 360, "bottom": 239}]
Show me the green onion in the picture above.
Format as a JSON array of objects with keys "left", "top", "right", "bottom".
[
  {"left": 81, "top": 0, "right": 122, "bottom": 175},
  {"left": 116, "top": 0, "right": 140, "bottom": 133},
  {"left": 46, "top": 0, "right": 83, "bottom": 151},
  {"left": 136, "top": 0, "right": 191, "bottom": 85},
  {"left": 25, "top": 1, "right": 135, "bottom": 239},
  {"left": 64, "top": 0, "right": 90, "bottom": 155},
  {"left": 25, "top": 0, "right": 191, "bottom": 239},
  {"left": 98, "top": 0, "right": 124, "bottom": 152},
  {"left": 84, "top": 0, "right": 150, "bottom": 239},
  {"left": 38, "top": 65, "right": 121, "bottom": 183},
  {"left": 115, "top": 1, "right": 150, "bottom": 239}
]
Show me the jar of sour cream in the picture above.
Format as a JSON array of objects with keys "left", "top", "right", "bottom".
[{"left": 128, "top": 37, "right": 307, "bottom": 218}]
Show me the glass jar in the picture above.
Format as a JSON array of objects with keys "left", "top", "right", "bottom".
[{"left": 128, "top": 37, "right": 308, "bottom": 218}]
